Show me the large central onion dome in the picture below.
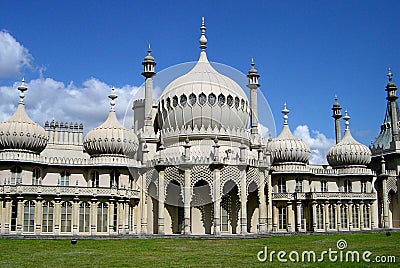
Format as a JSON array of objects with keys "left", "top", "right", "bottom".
[
  {"left": 267, "top": 104, "right": 310, "bottom": 164},
  {"left": 84, "top": 88, "right": 139, "bottom": 157},
  {"left": 157, "top": 18, "right": 250, "bottom": 131},
  {"left": 0, "top": 80, "right": 48, "bottom": 153},
  {"left": 327, "top": 112, "right": 371, "bottom": 167}
]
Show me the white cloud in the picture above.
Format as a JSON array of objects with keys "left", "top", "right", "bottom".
[
  {"left": 258, "top": 123, "right": 272, "bottom": 139},
  {"left": 294, "top": 125, "right": 335, "bottom": 165},
  {"left": 0, "top": 77, "right": 140, "bottom": 134},
  {"left": 0, "top": 30, "right": 33, "bottom": 78}
]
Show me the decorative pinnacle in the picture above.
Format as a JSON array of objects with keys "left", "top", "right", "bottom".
[
  {"left": 388, "top": 68, "right": 393, "bottom": 82},
  {"left": 148, "top": 43, "right": 151, "bottom": 55},
  {"left": 282, "top": 103, "right": 290, "bottom": 125},
  {"left": 343, "top": 110, "right": 350, "bottom": 130},
  {"left": 108, "top": 87, "right": 118, "bottom": 110},
  {"left": 199, "top": 17, "right": 207, "bottom": 51},
  {"left": 18, "top": 78, "right": 28, "bottom": 104}
]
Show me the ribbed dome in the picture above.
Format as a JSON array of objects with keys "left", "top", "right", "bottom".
[
  {"left": 84, "top": 90, "right": 139, "bottom": 157},
  {"left": 327, "top": 128, "right": 371, "bottom": 167},
  {"left": 157, "top": 19, "right": 250, "bottom": 132},
  {"left": 0, "top": 81, "right": 48, "bottom": 153},
  {"left": 267, "top": 105, "right": 310, "bottom": 164}
]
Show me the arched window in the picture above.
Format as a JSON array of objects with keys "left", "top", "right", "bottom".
[
  {"left": 42, "top": 201, "right": 54, "bottom": 233},
  {"left": 316, "top": 204, "right": 324, "bottom": 229},
  {"left": 278, "top": 205, "right": 287, "bottom": 230},
  {"left": 92, "top": 171, "right": 100, "bottom": 187},
  {"left": 320, "top": 180, "right": 327, "bottom": 192},
  {"left": 328, "top": 204, "right": 335, "bottom": 229},
  {"left": 344, "top": 179, "right": 352, "bottom": 193},
  {"left": 32, "top": 168, "right": 41, "bottom": 185},
  {"left": 277, "top": 178, "right": 286, "bottom": 193},
  {"left": 61, "top": 202, "right": 72, "bottom": 232},
  {"left": 79, "top": 202, "right": 90, "bottom": 233},
  {"left": 110, "top": 170, "right": 120, "bottom": 188},
  {"left": 10, "top": 166, "right": 22, "bottom": 185},
  {"left": 23, "top": 201, "right": 35, "bottom": 232},
  {"left": 340, "top": 205, "right": 348, "bottom": 229},
  {"left": 60, "top": 171, "right": 70, "bottom": 186},
  {"left": 295, "top": 178, "right": 303, "bottom": 192},
  {"left": 352, "top": 205, "right": 359, "bottom": 228},
  {"left": 97, "top": 203, "right": 108, "bottom": 232}
]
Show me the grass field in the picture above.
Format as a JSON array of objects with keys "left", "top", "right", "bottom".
[{"left": 0, "top": 232, "right": 399, "bottom": 267}]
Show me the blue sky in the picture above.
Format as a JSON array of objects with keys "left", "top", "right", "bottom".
[{"left": 0, "top": 1, "right": 399, "bottom": 163}]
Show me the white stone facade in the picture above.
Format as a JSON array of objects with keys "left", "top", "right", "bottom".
[{"left": 0, "top": 19, "right": 397, "bottom": 237}]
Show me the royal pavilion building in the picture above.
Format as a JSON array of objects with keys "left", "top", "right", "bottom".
[{"left": 0, "top": 19, "right": 398, "bottom": 236}]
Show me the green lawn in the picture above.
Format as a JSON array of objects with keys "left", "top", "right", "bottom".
[{"left": 0, "top": 232, "right": 399, "bottom": 267}]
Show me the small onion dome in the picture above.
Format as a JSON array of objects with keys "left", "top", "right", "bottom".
[
  {"left": 267, "top": 104, "right": 310, "bottom": 164},
  {"left": 84, "top": 88, "right": 139, "bottom": 157},
  {"left": 327, "top": 111, "right": 371, "bottom": 167},
  {"left": 0, "top": 79, "right": 47, "bottom": 153}
]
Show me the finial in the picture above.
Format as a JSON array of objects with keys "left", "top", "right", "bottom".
[
  {"left": 334, "top": 94, "right": 338, "bottom": 102},
  {"left": 343, "top": 110, "right": 350, "bottom": 130},
  {"left": 387, "top": 68, "right": 393, "bottom": 82},
  {"left": 251, "top": 58, "right": 255, "bottom": 66},
  {"left": 148, "top": 43, "right": 151, "bottom": 55},
  {"left": 199, "top": 16, "right": 207, "bottom": 51},
  {"left": 282, "top": 103, "right": 290, "bottom": 125},
  {"left": 18, "top": 78, "right": 28, "bottom": 104},
  {"left": 108, "top": 87, "right": 118, "bottom": 110}
]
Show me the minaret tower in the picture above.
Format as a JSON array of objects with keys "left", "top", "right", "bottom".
[
  {"left": 247, "top": 58, "right": 260, "bottom": 136},
  {"left": 386, "top": 68, "right": 399, "bottom": 145},
  {"left": 142, "top": 44, "right": 156, "bottom": 133},
  {"left": 332, "top": 96, "right": 342, "bottom": 144}
]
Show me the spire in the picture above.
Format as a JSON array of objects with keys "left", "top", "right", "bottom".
[
  {"left": 247, "top": 58, "right": 260, "bottom": 88},
  {"left": 199, "top": 17, "right": 207, "bottom": 51},
  {"left": 142, "top": 44, "right": 156, "bottom": 78},
  {"left": 343, "top": 110, "right": 350, "bottom": 130},
  {"left": 108, "top": 87, "right": 118, "bottom": 111},
  {"left": 17, "top": 78, "right": 28, "bottom": 104},
  {"left": 332, "top": 95, "right": 342, "bottom": 144},
  {"left": 282, "top": 103, "right": 290, "bottom": 125},
  {"left": 385, "top": 68, "right": 399, "bottom": 143}
]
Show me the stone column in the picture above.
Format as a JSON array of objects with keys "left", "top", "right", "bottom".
[
  {"left": 213, "top": 167, "right": 221, "bottom": 236},
  {"left": 124, "top": 201, "right": 130, "bottom": 234},
  {"left": 258, "top": 178, "right": 267, "bottom": 233},
  {"left": 371, "top": 201, "right": 377, "bottom": 229},
  {"left": 286, "top": 202, "right": 293, "bottom": 232},
  {"left": 3, "top": 197, "right": 11, "bottom": 234},
  {"left": 54, "top": 198, "right": 61, "bottom": 235},
  {"left": 312, "top": 201, "right": 317, "bottom": 232},
  {"left": 336, "top": 201, "right": 341, "bottom": 231},
  {"left": 158, "top": 170, "right": 165, "bottom": 235},
  {"left": 35, "top": 198, "right": 43, "bottom": 235},
  {"left": 296, "top": 201, "right": 302, "bottom": 232},
  {"left": 0, "top": 197, "right": 2, "bottom": 232},
  {"left": 360, "top": 201, "right": 364, "bottom": 230},
  {"left": 267, "top": 173, "right": 273, "bottom": 232},
  {"left": 183, "top": 168, "right": 191, "bottom": 235},
  {"left": 382, "top": 178, "right": 389, "bottom": 228},
  {"left": 16, "top": 197, "right": 24, "bottom": 235},
  {"left": 272, "top": 204, "right": 278, "bottom": 232},
  {"left": 72, "top": 199, "right": 79, "bottom": 235},
  {"left": 90, "top": 198, "right": 97, "bottom": 236},
  {"left": 108, "top": 201, "right": 115, "bottom": 235},
  {"left": 140, "top": 174, "right": 147, "bottom": 234},
  {"left": 324, "top": 201, "right": 330, "bottom": 231},
  {"left": 240, "top": 169, "right": 247, "bottom": 234},
  {"left": 118, "top": 201, "right": 124, "bottom": 234},
  {"left": 348, "top": 201, "right": 353, "bottom": 231}
]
